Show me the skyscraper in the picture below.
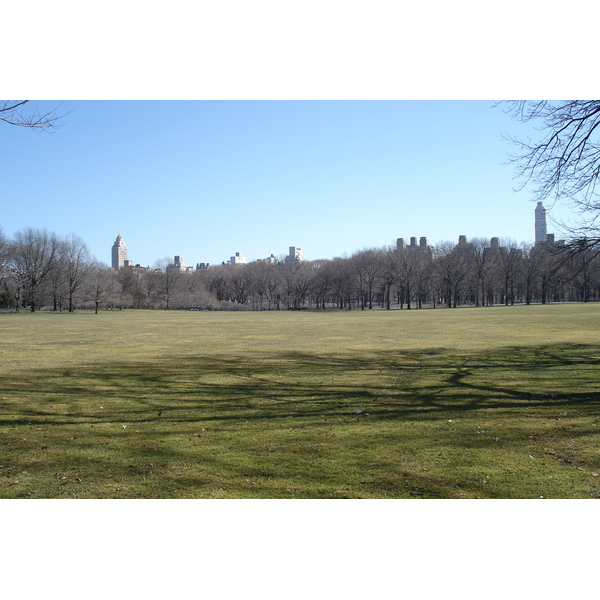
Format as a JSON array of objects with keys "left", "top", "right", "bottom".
[
  {"left": 285, "top": 246, "right": 306, "bottom": 263},
  {"left": 535, "top": 202, "right": 547, "bottom": 245},
  {"left": 111, "top": 234, "right": 128, "bottom": 270}
]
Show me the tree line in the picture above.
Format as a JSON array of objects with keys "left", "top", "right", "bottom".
[{"left": 1, "top": 227, "right": 600, "bottom": 313}]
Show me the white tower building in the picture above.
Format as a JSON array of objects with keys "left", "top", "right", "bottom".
[
  {"left": 535, "top": 202, "right": 547, "bottom": 245},
  {"left": 111, "top": 234, "right": 128, "bottom": 270}
]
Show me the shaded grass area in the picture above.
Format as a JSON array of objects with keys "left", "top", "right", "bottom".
[{"left": 2, "top": 315, "right": 600, "bottom": 497}]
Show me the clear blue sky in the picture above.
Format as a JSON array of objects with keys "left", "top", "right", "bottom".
[{"left": 1, "top": 100, "right": 576, "bottom": 267}]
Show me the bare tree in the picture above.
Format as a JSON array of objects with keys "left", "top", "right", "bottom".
[
  {"left": 117, "top": 266, "right": 151, "bottom": 308},
  {"left": 153, "top": 257, "right": 185, "bottom": 309},
  {"left": 396, "top": 247, "right": 427, "bottom": 310},
  {"left": 278, "top": 260, "right": 313, "bottom": 309},
  {"left": 520, "top": 244, "right": 539, "bottom": 305},
  {"left": 201, "top": 265, "right": 229, "bottom": 303},
  {"left": 504, "top": 100, "right": 600, "bottom": 238},
  {"left": 46, "top": 245, "right": 68, "bottom": 311},
  {"left": 309, "top": 259, "right": 335, "bottom": 309},
  {"left": 86, "top": 263, "right": 120, "bottom": 314},
  {"left": 567, "top": 246, "right": 599, "bottom": 302},
  {"left": 534, "top": 248, "right": 561, "bottom": 304},
  {"left": 246, "top": 261, "right": 280, "bottom": 309},
  {"left": 433, "top": 242, "right": 469, "bottom": 308},
  {"left": 0, "top": 101, "right": 65, "bottom": 131},
  {"left": 0, "top": 232, "right": 15, "bottom": 308},
  {"left": 182, "top": 272, "right": 219, "bottom": 310},
  {"left": 376, "top": 247, "right": 399, "bottom": 309},
  {"left": 0, "top": 228, "right": 7, "bottom": 267},
  {"left": 334, "top": 257, "right": 359, "bottom": 309},
  {"left": 494, "top": 240, "right": 523, "bottom": 306},
  {"left": 349, "top": 249, "right": 383, "bottom": 310},
  {"left": 63, "top": 234, "right": 92, "bottom": 312},
  {"left": 228, "top": 264, "right": 254, "bottom": 306},
  {"left": 8, "top": 228, "right": 60, "bottom": 311},
  {"left": 464, "top": 238, "right": 493, "bottom": 306}
]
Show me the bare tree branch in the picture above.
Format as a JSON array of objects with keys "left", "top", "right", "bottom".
[
  {"left": 503, "top": 100, "right": 600, "bottom": 242},
  {"left": 0, "top": 100, "right": 67, "bottom": 132}
]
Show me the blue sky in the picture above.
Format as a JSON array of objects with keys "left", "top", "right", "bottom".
[{"left": 1, "top": 100, "right": 576, "bottom": 267}]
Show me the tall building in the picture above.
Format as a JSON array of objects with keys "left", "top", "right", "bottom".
[
  {"left": 111, "top": 234, "right": 128, "bottom": 270},
  {"left": 173, "top": 256, "right": 194, "bottom": 272},
  {"left": 396, "top": 237, "right": 434, "bottom": 259},
  {"left": 454, "top": 235, "right": 475, "bottom": 255},
  {"left": 285, "top": 246, "right": 306, "bottom": 263},
  {"left": 535, "top": 202, "right": 547, "bottom": 244},
  {"left": 228, "top": 252, "right": 248, "bottom": 264}
]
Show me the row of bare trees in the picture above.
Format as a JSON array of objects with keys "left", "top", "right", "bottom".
[
  {"left": 2, "top": 227, "right": 600, "bottom": 313},
  {"left": 2, "top": 228, "right": 82, "bottom": 312},
  {"left": 0, "top": 227, "right": 121, "bottom": 313},
  {"left": 130, "top": 240, "right": 599, "bottom": 310}
]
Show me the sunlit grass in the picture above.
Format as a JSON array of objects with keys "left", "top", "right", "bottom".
[{"left": 2, "top": 304, "right": 600, "bottom": 498}]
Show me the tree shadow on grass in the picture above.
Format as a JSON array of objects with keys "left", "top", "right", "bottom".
[
  {"left": 1, "top": 342, "right": 600, "bottom": 427},
  {"left": 3, "top": 343, "right": 600, "bottom": 498}
]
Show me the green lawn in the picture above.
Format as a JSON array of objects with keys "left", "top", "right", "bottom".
[{"left": 2, "top": 304, "right": 600, "bottom": 498}]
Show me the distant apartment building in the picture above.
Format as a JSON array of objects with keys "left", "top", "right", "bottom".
[
  {"left": 285, "top": 246, "right": 307, "bottom": 263},
  {"left": 396, "top": 236, "right": 435, "bottom": 259},
  {"left": 486, "top": 237, "right": 524, "bottom": 258},
  {"left": 256, "top": 254, "right": 277, "bottom": 264},
  {"left": 454, "top": 234, "right": 476, "bottom": 255},
  {"left": 111, "top": 234, "right": 128, "bottom": 270},
  {"left": 483, "top": 237, "right": 518, "bottom": 257},
  {"left": 227, "top": 252, "right": 248, "bottom": 264},
  {"left": 172, "top": 256, "right": 195, "bottom": 272},
  {"left": 127, "top": 263, "right": 151, "bottom": 273}
]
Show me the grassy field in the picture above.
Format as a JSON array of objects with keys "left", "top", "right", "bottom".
[{"left": 1, "top": 304, "right": 600, "bottom": 498}]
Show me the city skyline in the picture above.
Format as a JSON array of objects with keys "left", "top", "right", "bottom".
[{"left": 110, "top": 201, "right": 554, "bottom": 271}]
